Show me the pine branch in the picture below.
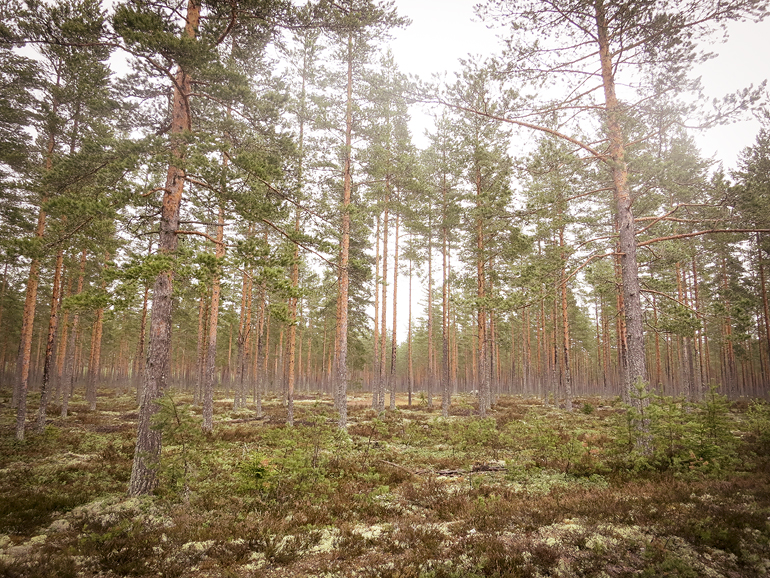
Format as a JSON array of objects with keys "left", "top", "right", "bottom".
[
  {"left": 637, "top": 229, "right": 770, "bottom": 247},
  {"left": 175, "top": 229, "right": 226, "bottom": 246},
  {"left": 260, "top": 218, "right": 337, "bottom": 269}
]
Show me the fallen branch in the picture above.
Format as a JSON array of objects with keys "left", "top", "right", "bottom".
[{"left": 378, "top": 459, "right": 415, "bottom": 476}]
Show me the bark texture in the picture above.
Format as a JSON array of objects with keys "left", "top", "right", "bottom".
[{"left": 129, "top": 0, "right": 199, "bottom": 496}]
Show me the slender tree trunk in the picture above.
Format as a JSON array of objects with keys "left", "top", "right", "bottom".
[
  {"left": 234, "top": 267, "right": 251, "bottom": 410},
  {"left": 135, "top": 282, "right": 150, "bottom": 404},
  {"left": 54, "top": 273, "right": 72, "bottom": 401},
  {"left": 287, "top": 206, "right": 300, "bottom": 426},
  {"left": 389, "top": 213, "right": 400, "bottom": 410},
  {"left": 62, "top": 250, "right": 86, "bottom": 417},
  {"left": 614, "top": 248, "right": 628, "bottom": 400},
  {"left": 758, "top": 234, "right": 770, "bottom": 388},
  {"left": 14, "top": 84, "right": 61, "bottom": 440},
  {"left": 335, "top": 29, "right": 353, "bottom": 428},
  {"left": 596, "top": 0, "right": 647, "bottom": 410},
  {"left": 441, "top": 186, "right": 451, "bottom": 417},
  {"left": 87, "top": 256, "right": 107, "bottom": 411},
  {"left": 0, "top": 262, "right": 7, "bottom": 388},
  {"left": 407, "top": 253, "right": 413, "bottom": 407},
  {"left": 129, "top": 0, "right": 199, "bottom": 496},
  {"left": 676, "top": 263, "right": 692, "bottom": 400},
  {"left": 559, "top": 226, "right": 573, "bottom": 411},
  {"left": 372, "top": 213, "right": 380, "bottom": 407},
  {"left": 203, "top": 206, "right": 225, "bottom": 432},
  {"left": 14, "top": 191, "right": 47, "bottom": 440},
  {"left": 379, "top": 204, "right": 389, "bottom": 413},
  {"left": 195, "top": 293, "right": 207, "bottom": 405},
  {"left": 475, "top": 168, "right": 489, "bottom": 417},
  {"left": 427, "top": 213, "right": 434, "bottom": 408},
  {"left": 254, "top": 278, "right": 267, "bottom": 416},
  {"left": 36, "top": 249, "right": 64, "bottom": 431}
]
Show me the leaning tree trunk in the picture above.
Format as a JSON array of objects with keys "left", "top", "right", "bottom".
[{"left": 128, "top": 0, "right": 200, "bottom": 496}]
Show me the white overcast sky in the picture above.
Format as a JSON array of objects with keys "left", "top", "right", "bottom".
[{"left": 389, "top": 0, "right": 770, "bottom": 171}]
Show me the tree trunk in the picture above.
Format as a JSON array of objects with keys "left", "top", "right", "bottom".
[
  {"left": 335, "top": 29, "right": 353, "bottom": 428},
  {"left": 378, "top": 204, "right": 389, "bottom": 413},
  {"left": 441, "top": 185, "right": 451, "bottom": 417},
  {"left": 54, "top": 273, "right": 72, "bottom": 402},
  {"left": 87, "top": 258, "right": 107, "bottom": 411},
  {"left": 254, "top": 278, "right": 267, "bottom": 416},
  {"left": 407, "top": 253, "right": 413, "bottom": 407},
  {"left": 203, "top": 205, "right": 225, "bottom": 432},
  {"left": 676, "top": 263, "right": 692, "bottom": 400},
  {"left": 475, "top": 164, "right": 489, "bottom": 416},
  {"left": 595, "top": 0, "right": 648, "bottom": 410},
  {"left": 559, "top": 227, "right": 573, "bottom": 411},
  {"left": 135, "top": 284, "right": 150, "bottom": 405},
  {"left": 757, "top": 234, "right": 770, "bottom": 387},
  {"left": 234, "top": 266, "right": 252, "bottom": 410},
  {"left": 427, "top": 213, "right": 434, "bottom": 408},
  {"left": 62, "top": 249, "right": 86, "bottom": 417},
  {"left": 372, "top": 213, "right": 380, "bottom": 407},
  {"left": 129, "top": 0, "right": 199, "bottom": 496},
  {"left": 389, "top": 213, "right": 400, "bottom": 410},
  {"left": 36, "top": 249, "right": 64, "bottom": 431},
  {"left": 287, "top": 207, "right": 300, "bottom": 426},
  {"left": 14, "top": 196, "right": 47, "bottom": 440},
  {"left": 195, "top": 293, "right": 207, "bottom": 405}
]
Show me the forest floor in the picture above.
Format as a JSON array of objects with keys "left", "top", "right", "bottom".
[{"left": 0, "top": 388, "right": 769, "bottom": 578}]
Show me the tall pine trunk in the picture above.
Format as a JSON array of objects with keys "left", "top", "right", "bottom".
[
  {"left": 62, "top": 249, "right": 86, "bottom": 417},
  {"left": 389, "top": 213, "right": 400, "bottom": 410},
  {"left": 86, "top": 256, "right": 107, "bottom": 411},
  {"left": 596, "top": 0, "right": 648, "bottom": 412},
  {"left": 378, "top": 204, "right": 389, "bottom": 412},
  {"left": 203, "top": 205, "right": 225, "bottom": 432},
  {"left": 129, "top": 0, "right": 200, "bottom": 496},
  {"left": 559, "top": 226, "right": 573, "bottom": 411},
  {"left": 36, "top": 249, "right": 64, "bottom": 431},
  {"left": 372, "top": 214, "right": 380, "bottom": 407},
  {"left": 441, "top": 182, "right": 451, "bottom": 417},
  {"left": 334, "top": 29, "right": 354, "bottom": 429}
]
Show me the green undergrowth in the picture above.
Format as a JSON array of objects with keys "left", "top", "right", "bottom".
[{"left": 1, "top": 389, "right": 769, "bottom": 577}]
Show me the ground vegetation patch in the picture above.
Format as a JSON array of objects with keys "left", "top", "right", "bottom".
[{"left": 1, "top": 390, "right": 769, "bottom": 577}]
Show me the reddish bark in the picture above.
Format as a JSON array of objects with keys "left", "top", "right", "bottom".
[{"left": 129, "top": 0, "right": 200, "bottom": 496}]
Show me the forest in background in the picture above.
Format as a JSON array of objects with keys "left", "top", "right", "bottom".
[{"left": 1, "top": 0, "right": 770, "bottom": 493}]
